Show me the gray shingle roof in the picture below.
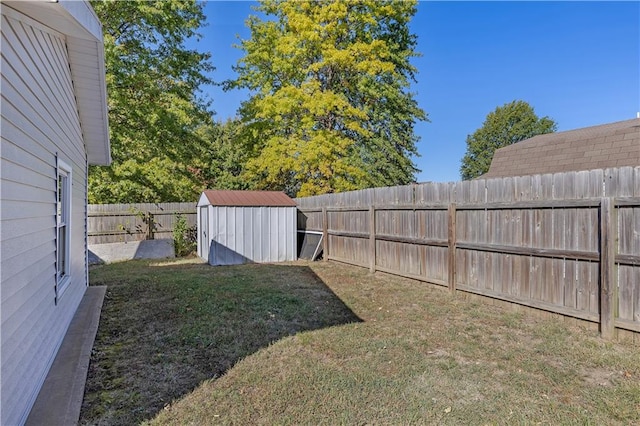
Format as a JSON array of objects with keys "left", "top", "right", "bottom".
[{"left": 482, "top": 118, "right": 640, "bottom": 178}]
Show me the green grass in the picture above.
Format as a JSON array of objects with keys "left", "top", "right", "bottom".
[
  {"left": 80, "top": 259, "right": 359, "bottom": 424},
  {"left": 80, "top": 259, "right": 640, "bottom": 425}
]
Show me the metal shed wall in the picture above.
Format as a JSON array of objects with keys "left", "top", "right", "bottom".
[{"left": 200, "top": 206, "right": 297, "bottom": 265}]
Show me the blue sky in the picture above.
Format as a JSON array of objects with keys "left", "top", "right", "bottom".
[{"left": 191, "top": 1, "right": 640, "bottom": 183}]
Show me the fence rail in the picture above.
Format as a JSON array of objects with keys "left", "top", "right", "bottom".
[
  {"left": 296, "top": 166, "right": 640, "bottom": 340},
  {"left": 88, "top": 202, "right": 197, "bottom": 244}
]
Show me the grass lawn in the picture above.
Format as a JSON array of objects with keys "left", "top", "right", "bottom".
[{"left": 81, "top": 259, "right": 639, "bottom": 425}]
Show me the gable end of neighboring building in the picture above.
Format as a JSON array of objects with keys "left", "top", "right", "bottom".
[{"left": 483, "top": 118, "right": 640, "bottom": 178}]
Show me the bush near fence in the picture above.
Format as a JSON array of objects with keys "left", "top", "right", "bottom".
[
  {"left": 296, "top": 167, "right": 640, "bottom": 342},
  {"left": 88, "top": 202, "right": 197, "bottom": 244}
]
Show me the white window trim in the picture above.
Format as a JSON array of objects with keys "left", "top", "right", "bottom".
[{"left": 56, "top": 158, "right": 72, "bottom": 303}]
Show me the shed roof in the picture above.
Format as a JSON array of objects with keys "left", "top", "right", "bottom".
[
  {"left": 482, "top": 118, "right": 640, "bottom": 179},
  {"left": 201, "top": 190, "right": 297, "bottom": 207}
]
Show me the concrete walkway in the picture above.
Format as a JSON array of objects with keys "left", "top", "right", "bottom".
[
  {"left": 26, "top": 286, "right": 106, "bottom": 426},
  {"left": 89, "top": 239, "right": 175, "bottom": 264}
]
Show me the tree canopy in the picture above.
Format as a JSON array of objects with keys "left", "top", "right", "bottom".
[
  {"left": 89, "top": 0, "right": 215, "bottom": 203},
  {"left": 460, "top": 100, "right": 557, "bottom": 180},
  {"left": 230, "top": 0, "right": 426, "bottom": 197},
  {"left": 194, "top": 119, "right": 250, "bottom": 191}
]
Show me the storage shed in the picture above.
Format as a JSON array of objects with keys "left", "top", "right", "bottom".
[{"left": 197, "top": 190, "right": 297, "bottom": 265}]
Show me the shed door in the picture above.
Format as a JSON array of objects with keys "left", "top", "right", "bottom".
[{"left": 199, "top": 206, "right": 209, "bottom": 261}]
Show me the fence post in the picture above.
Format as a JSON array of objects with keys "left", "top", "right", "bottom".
[
  {"left": 147, "top": 212, "right": 155, "bottom": 240},
  {"left": 448, "top": 203, "right": 457, "bottom": 293},
  {"left": 369, "top": 205, "right": 376, "bottom": 273},
  {"left": 322, "top": 207, "right": 328, "bottom": 262},
  {"left": 599, "top": 197, "right": 615, "bottom": 339}
]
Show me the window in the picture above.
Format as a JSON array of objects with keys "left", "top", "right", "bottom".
[{"left": 56, "top": 158, "right": 72, "bottom": 301}]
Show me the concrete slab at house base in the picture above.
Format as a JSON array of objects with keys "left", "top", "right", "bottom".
[
  {"left": 25, "top": 286, "right": 106, "bottom": 426},
  {"left": 88, "top": 239, "right": 175, "bottom": 264}
]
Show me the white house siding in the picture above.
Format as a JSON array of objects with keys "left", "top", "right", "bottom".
[
  {"left": 1, "top": 8, "right": 90, "bottom": 425},
  {"left": 204, "top": 206, "right": 297, "bottom": 265}
]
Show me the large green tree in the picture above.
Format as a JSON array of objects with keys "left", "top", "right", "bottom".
[
  {"left": 89, "top": 0, "right": 214, "bottom": 203},
  {"left": 193, "top": 119, "right": 250, "bottom": 191},
  {"left": 230, "top": 0, "right": 426, "bottom": 197},
  {"left": 460, "top": 100, "right": 557, "bottom": 180}
]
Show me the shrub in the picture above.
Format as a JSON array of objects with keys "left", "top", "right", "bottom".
[{"left": 173, "top": 213, "right": 197, "bottom": 257}]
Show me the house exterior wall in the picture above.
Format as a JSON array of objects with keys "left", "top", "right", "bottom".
[
  {"left": 1, "top": 7, "right": 90, "bottom": 425},
  {"left": 200, "top": 206, "right": 297, "bottom": 266}
]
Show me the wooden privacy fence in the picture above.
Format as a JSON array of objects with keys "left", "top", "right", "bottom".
[
  {"left": 88, "top": 202, "right": 196, "bottom": 244},
  {"left": 296, "top": 167, "right": 640, "bottom": 340}
]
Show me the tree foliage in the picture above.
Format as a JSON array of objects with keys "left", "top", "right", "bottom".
[
  {"left": 460, "top": 100, "right": 557, "bottom": 180},
  {"left": 230, "top": 0, "right": 426, "bottom": 197},
  {"left": 89, "top": 0, "right": 215, "bottom": 203},
  {"left": 193, "top": 119, "right": 250, "bottom": 191}
]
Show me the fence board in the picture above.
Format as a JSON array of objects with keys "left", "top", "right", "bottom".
[
  {"left": 374, "top": 185, "right": 413, "bottom": 204},
  {"left": 423, "top": 245, "right": 448, "bottom": 284},
  {"left": 88, "top": 202, "right": 196, "bottom": 244},
  {"left": 564, "top": 260, "right": 577, "bottom": 309},
  {"left": 299, "top": 210, "right": 324, "bottom": 231},
  {"left": 618, "top": 206, "right": 639, "bottom": 256},
  {"left": 618, "top": 265, "right": 636, "bottom": 322},
  {"left": 634, "top": 267, "right": 640, "bottom": 324},
  {"left": 605, "top": 166, "right": 638, "bottom": 197},
  {"left": 416, "top": 181, "right": 456, "bottom": 203}
]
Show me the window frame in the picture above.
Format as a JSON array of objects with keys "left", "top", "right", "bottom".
[{"left": 56, "top": 158, "right": 72, "bottom": 302}]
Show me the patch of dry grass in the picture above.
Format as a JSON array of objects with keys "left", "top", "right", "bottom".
[{"left": 82, "top": 259, "right": 640, "bottom": 425}]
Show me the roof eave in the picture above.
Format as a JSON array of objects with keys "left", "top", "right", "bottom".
[
  {"left": 71, "top": 36, "right": 111, "bottom": 166},
  {"left": 4, "top": 0, "right": 111, "bottom": 166}
]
